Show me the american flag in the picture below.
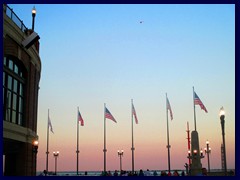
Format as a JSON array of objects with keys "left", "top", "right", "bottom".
[
  {"left": 132, "top": 103, "right": 138, "bottom": 124},
  {"left": 48, "top": 116, "right": 54, "bottom": 133},
  {"left": 78, "top": 110, "right": 84, "bottom": 126},
  {"left": 105, "top": 107, "right": 117, "bottom": 123},
  {"left": 167, "top": 97, "right": 173, "bottom": 120},
  {"left": 194, "top": 92, "right": 208, "bottom": 113}
]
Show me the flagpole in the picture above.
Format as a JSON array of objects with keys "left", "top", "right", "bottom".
[
  {"left": 103, "top": 103, "right": 107, "bottom": 174},
  {"left": 46, "top": 109, "right": 50, "bottom": 176},
  {"left": 186, "top": 121, "right": 191, "bottom": 166},
  {"left": 131, "top": 99, "right": 135, "bottom": 174},
  {"left": 76, "top": 107, "right": 79, "bottom": 175},
  {"left": 166, "top": 93, "right": 171, "bottom": 174},
  {"left": 193, "top": 86, "right": 197, "bottom": 131}
]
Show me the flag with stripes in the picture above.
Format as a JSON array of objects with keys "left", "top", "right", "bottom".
[
  {"left": 48, "top": 116, "right": 54, "bottom": 133},
  {"left": 194, "top": 91, "right": 208, "bottom": 113},
  {"left": 105, "top": 107, "right": 117, "bottom": 123},
  {"left": 167, "top": 97, "right": 173, "bottom": 120},
  {"left": 78, "top": 110, "right": 84, "bottom": 126},
  {"left": 132, "top": 103, "right": 138, "bottom": 124}
]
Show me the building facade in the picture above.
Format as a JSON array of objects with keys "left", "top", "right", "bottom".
[{"left": 3, "top": 4, "right": 41, "bottom": 176}]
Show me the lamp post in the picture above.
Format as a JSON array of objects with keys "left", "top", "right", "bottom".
[
  {"left": 32, "top": 6, "right": 36, "bottom": 31},
  {"left": 204, "top": 140, "right": 211, "bottom": 173},
  {"left": 117, "top": 150, "right": 124, "bottom": 173},
  {"left": 32, "top": 140, "right": 39, "bottom": 176},
  {"left": 53, "top": 151, "right": 59, "bottom": 175},
  {"left": 33, "top": 140, "right": 39, "bottom": 153},
  {"left": 220, "top": 107, "right": 227, "bottom": 176},
  {"left": 200, "top": 149, "right": 204, "bottom": 158}
]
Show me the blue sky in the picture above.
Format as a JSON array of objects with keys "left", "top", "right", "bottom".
[{"left": 7, "top": 4, "right": 235, "bottom": 171}]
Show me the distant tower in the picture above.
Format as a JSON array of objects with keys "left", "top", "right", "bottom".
[{"left": 186, "top": 122, "right": 191, "bottom": 166}]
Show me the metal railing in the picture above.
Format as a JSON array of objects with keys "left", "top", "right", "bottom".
[{"left": 3, "top": 4, "right": 28, "bottom": 33}]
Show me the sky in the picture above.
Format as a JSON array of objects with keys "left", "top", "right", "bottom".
[{"left": 7, "top": 4, "right": 235, "bottom": 172}]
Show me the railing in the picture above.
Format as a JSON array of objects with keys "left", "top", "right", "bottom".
[{"left": 3, "top": 4, "right": 28, "bottom": 34}]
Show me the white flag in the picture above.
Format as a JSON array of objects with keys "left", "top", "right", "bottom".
[{"left": 48, "top": 116, "right": 54, "bottom": 133}]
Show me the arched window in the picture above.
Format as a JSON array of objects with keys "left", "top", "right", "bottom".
[{"left": 3, "top": 56, "right": 26, "bottom": 126}]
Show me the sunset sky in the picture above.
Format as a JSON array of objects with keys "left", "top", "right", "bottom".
[{"left": 8, "top": 4, "right": 235, "bottom": 172}]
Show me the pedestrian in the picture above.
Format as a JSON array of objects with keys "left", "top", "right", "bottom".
[
  {"left": 196, "top": 168, "right": 208, "bottom": 176},
  {"left": 38, "top": 171, "right": 44, "bottom": 176},
  {"left": 153, "top": 170, "right": 158, "bottom": 176},
  {"left": 173, "top": 170, "right": 179, "bottom": 176},
  {"left": 113, "top": 170, "right": 118, "bottom": 176},
  {"left": 128, "top": 171, "right": 133, "bottom": 176},
  {"left": 145, "top": 169, "right": 151, "bottom": 176},
  {"left": 202, "top": 168, "right": 208, "bottom": 176},
  {"left": 122, "top": 171, "right": 128, "bottom": 176},
  {"left": 43, "top": 170, "right": 47, "bottom": 176},
  {"left": 139, "top": 169, "right": 144, "bottom": 176},
  {"left": 161, "top": 171, "right": 167, "bottom": 176},
  {"left": 181, "top": 170, "right": 185, "bottom": 176},
  {"left": 108, "top": 171, "right": 112, "bottom": 176}
]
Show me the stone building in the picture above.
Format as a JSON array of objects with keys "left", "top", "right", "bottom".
[{"left": 3, "top": 4, "right": 41, "bottom": 176}]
